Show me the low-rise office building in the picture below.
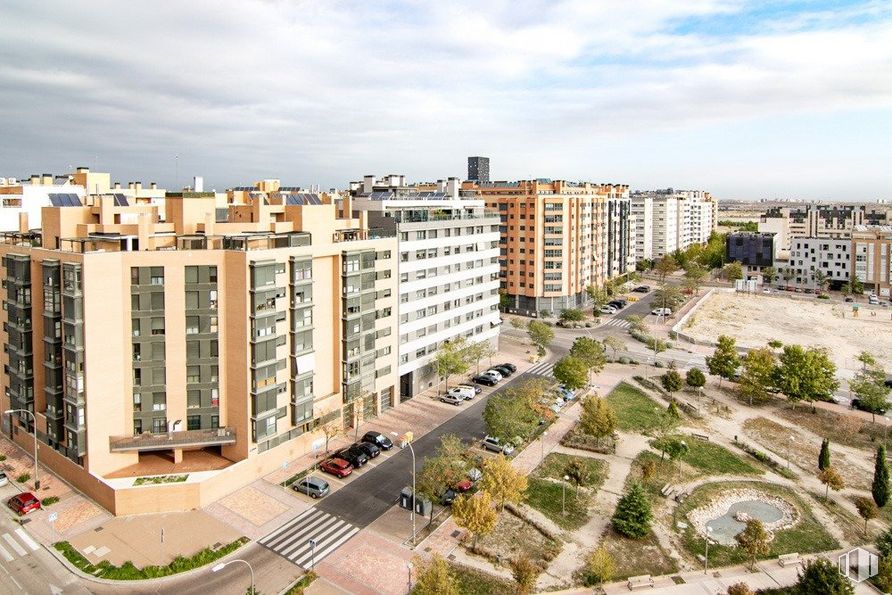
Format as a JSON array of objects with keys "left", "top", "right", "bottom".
[
  {"left": 726, "top": 231, "right": 777, "bottom": 279},
  {"left": 0, "top": 180, "right": 398, "bottom": 515},
  {"left": 853, "top": 225, "right": 892, "bottom": 297},
  {"left": 786, "top": 238, "right": 850, "bottom": 288}
]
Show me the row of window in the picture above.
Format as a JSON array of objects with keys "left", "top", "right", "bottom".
[
  {"left": 400, "top": 324, "right": 489, "bottom": 364},
  {"left": 400, "top": 241, "right": 496, "bottom": 263},
  {"left": 399, "top": 258, "right": 497, "bottom": 284},
  {"left": 398, "top": 226, "right": 498, "bottom": 242}
]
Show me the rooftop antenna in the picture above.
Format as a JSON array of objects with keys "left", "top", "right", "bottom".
[{"left": 175, "top": 154, "right": 179, "bottom": 190}]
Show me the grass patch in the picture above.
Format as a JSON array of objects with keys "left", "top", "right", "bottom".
[
  {"left": 16, "top": 473, "right": 30, "bottom": 483},
  {"left": 596, "top": 528, "right": 677, "bottom": 580},
  {"left": 54, "top": 537, "right": 249, "bottom": 580},
  {"left": 560, "top": 424, "right": 616, "bottom": 454},
  {"left": 133, "top": 474, "right": 188, "bottom": 486},
  {"left": 448, "top": 563, "right": 513, "bottom": 594},
  {"left": 525, "top": 477, "right": 589, "bottom": 531},
  {"left": 651, "top": 436, "right": 761, "bottom": 476},
  {"left": 775, "top": 405, "right": 885, "bottom": 451},
  {"left": 673, "top": 481, "right": 838, "bottom": 568},
  {"left": 605, "top": 382, "right": 668, "bottom": 433},
  {"left": 627, "top": 451, "right": 697, "bottom": 500},
  {"left": 284, "top": 571, "right": 318, "bottom": 595},
  {"left": 476, "top": 508, "right": 561, "bottom": 569},
  {"left": 41, "top": 496, "right": 60, "bottom": 507},
  {"left": 805, "top": 490, "right": 867, "bottom": 547},
  {"left": 281, "top": 466, "right": 313, "bottom": 488},
  {"left": 534, "top": 453, "right": 608, "bottom": 489}
]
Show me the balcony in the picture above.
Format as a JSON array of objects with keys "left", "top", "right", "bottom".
[{"left": 109, "top": 426, "right": 236, "bottom": 452}]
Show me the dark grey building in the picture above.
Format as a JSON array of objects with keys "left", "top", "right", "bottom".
[
  {"left": 467, "top": 156, "right": 490, "bottom": 183},
  {"left": 726, "top": 232, "right": 776, "bottom": 268}
]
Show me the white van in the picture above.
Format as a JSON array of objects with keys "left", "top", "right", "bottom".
[
  {"left": 869, "top": 295, "right": 880, "bottom": 305},
  {"left": 447, "top": 386, "right": 475, "bottom": 400}
]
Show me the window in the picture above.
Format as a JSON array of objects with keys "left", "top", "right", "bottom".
[
  {"left": 152, "top": 418, "right": 167, "bottom": 433},
  {"left": 187, "top": 415, "right": 201, "bottom": 431},
  {"left": 151, "top": 292, "right": 165, "bottom": 310},
  {"left": 185, "top": 266, "right": 198, "bottom": 284},
  {"left": 187, "top": 341, "right": 200, "bottom": 359},
  {"left": 187, "top": 366, "right": 200, "bottom": 383},
  {"left": 133, "top": 394, "right": 142, "bottom": 412},
  {"left": 152, "top": 368, "right": 166, "bottom": 385},
  {"left": 151, "top": 317, "right": 165, "bottom": 335},
  {"left": 152, "top": 392, "right": 166, "bottom": 411},
  {"left": 188, "top": 390, "right": 200, "bottom": 409},
  {"left": 150, "top": 267, "right": 164, "bottom": 285},
  {"left": 186, "top": 316, "right": 199, "bottom": 335},
  {"left": 186, "top": 291, "right": 199, "bottom": 309},
  {"left": 152, "top": 342, "right": 165, "bottom": 359},
  {"left": 132, "top": 318, "right": 140, "bottom": 337}
]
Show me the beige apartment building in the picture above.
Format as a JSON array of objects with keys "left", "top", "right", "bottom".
[
  {"left": 463, "top": 179, "right": 632, "bottom": 316},
  {"left": 852, "top": 225, "right": 892, "bottom": 297},
  {"left": 0, "top": 181, "right": 398, "bottom": 515}
]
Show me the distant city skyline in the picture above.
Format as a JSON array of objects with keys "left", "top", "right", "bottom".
[{"left": 1, "top": 1, "right": 890, "bottom": 201}]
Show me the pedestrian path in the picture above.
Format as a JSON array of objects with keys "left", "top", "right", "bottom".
[
  {"left": 525, "top": 360, "right": 555, "bottom": 378},
  {"left": 259, "top": 507, "right": 358, "bottom": 569},
  {"left": 0, "top": 528, "right": 40, "bottom": 562},
  {"left": 601, "top": 317, "right": 631, "bottom": 329}
]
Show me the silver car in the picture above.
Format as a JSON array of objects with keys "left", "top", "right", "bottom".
[{"left": 293, "top": 476, "right": 330, "bottom": 499}]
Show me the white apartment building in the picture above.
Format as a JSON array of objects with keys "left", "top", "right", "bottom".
[
  {"left": 787, "top": 238, "right": 850, "bottom": 288},
  {"left": 630, "top": 195, "right": 653, "bottom": 261},
  {"left": 653, "top": 196, "right": 679, "bottom": 257},
  {"left": 632, "top": 189, "right": 717, "bottom": 259},
  {"left": 351, "top": 176, "right": 501, "bottom": 399}
]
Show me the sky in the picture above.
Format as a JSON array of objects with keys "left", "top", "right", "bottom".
[{"left": 1, "top": 0, "right": 891, "bottom": 200}]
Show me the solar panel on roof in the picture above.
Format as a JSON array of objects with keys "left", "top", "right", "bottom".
[
  {"left": 113, "top": 193, "right": 129, "bottom": 207},
  {"left": 49, "top": 194, "right": 65, "bottom": 207}
]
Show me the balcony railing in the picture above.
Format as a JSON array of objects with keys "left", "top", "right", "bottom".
[{"left": 109, "top": 426, "right": 236, "bottom": 452}]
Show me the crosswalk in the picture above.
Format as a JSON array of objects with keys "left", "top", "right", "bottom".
[
  {"left": 525, "top": 360, "right": 555, "bottom": 378},
  {"left": 601, "top": 317, "right": 631, "bottom": 329},
  {"left": 0, "top": 528, "right": 40, "bottom": 562},
  {"left": 259, "top": 507, "right": 358, "bottom": 569}
]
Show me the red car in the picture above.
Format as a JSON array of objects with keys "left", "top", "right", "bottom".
[
  {"left": 455, "top": 479, "right": 473, "bottom": 493},
  {"left": 7, "top": 492, "right": 41, "bottom": 516},
  {"left": 320, "top": 457, "right": 353, "bottom": 478}
]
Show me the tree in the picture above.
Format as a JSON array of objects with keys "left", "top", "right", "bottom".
[
  {"left": 463, "top": 340, "right": 497, "bottom": 375},
  {"left": 655, "top": 256, "right": 678, "bottom": 282},
  {"left": 762, "top": 266, "right": 777, "bottom": 286},
  {"left": 416, "top": 435, "right": 472, "bottom": 513},
  {"left": 565, "top": 459, "right": 590, "bottom": 495},
  {"left": 585, "top": 546, "right": 616, "bottom": 586},
  {"left": 684, "top": 263, "right": 707, "bottom": 295},
  {"left": 686, "top": 368, "right": 706, "bottom": 389},
  {"left": 737, "top": 347, "right": 777, "bottom": 406},
  {"left": 854, "top": 495, "right": 879, "bottom": 535},
  {"left": 874, "top": 446, "right": 890, "bottom": 508},
  {"left": 795, "top": 558, "right": 854, "bottom": 595},
  {"left": 625, "top": 314, "right": 647, "bottom": 333},
  {"left": 724, "top": 261, "right": 744, "bottom": 283},
  {"left": 851, "top": 277, "right": 864, "bottom": 295},
  {"left": 553, "top": 356, "right": 589, "bottom": 391},
  {"left": 510, "top": 317, "right": 525, "bottom": 330},
  {"left": 727, "top": 583, "right": 754, "bottom": 595},
  {"left": 706, "top": 335, "right": 740, "bottom": 387},
  {"left": 818, "top": 466, "right": 845, "bottom": 500},
  {"left": 569, "top": 337, "right": 606, "bottom": 383},
  {"left": 579, "top": 396, "right": 616, "bottom": 445},
  {"left": 661, "top": 368, "right": 683, "bottom": 393},
  {"left": 452, "top": 491, "right": 497, "bottom": 547},
  {"left": 840, "top": 281, "right": 851, "bottom": 297},
  {"left": 480, "top": 454, "right": 527, "bottom": 511},
  {"left": 813, "top": 269, "right": 828, "bottom": 292},
  {"left": 559, "top": 308, "right": 585, "bottom": 324},
  {"left": 818, "top": 439, "right": 831, "bottom": 471},
  {"left": 849, "top": 361, "right": 890, "bottom": 422},
  {"left": 586, "top": 285, "right": 610, "bottom": 310},
  {"left": 666, "top": 401, "right": 681, "bottom": 420},
  {"left": 321, "top": 419, "right": 341, "bottom": 454},
  {"left": 653, "top": 436, "right": 688, "bottom": 463},
  {"left": 773, "top": 344, "right": 839, "bottom": 407},
  {"left": 510, "top": 555, "right": 538, "bottom": 595},
  {"left": 734, "top": 518, "right": 770, "bottom": 570},
  {"left": 603, "top": 335, "right": 625, "bottom": 361},
  {"left": 411, "top": 554, "right": 458, "bottom": 595},
  {"left": 434, "top": 337, "right": 470, "bottom": 392},
  {"left": 526, "top": 320, "right": 554, "bottom": 356},
  {"left": 874, "top": 556, "right": 892, "bottom": 595},
  {"left": 767, "top": 339, "right": 783, "bottom": 350},
  {"left": 611, "top": 482, "right": 652, "bottom": 538},
  {"left": 654, "top": 285, "right": 683, "bottom": 313},
  {"left": 877, "top": 526, "right": 892, "bottom": 557},
  {"left": 483, "top": 379, "right": 548, "bottom": 443}
]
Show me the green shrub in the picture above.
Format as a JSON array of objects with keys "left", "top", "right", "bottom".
[
  {"left": 42, "top": 496, "right": 60, "bottom": 506},
  {"left": 619, "top": 357, "right": 630, "bottom": 365},
  {"left": 16, "top": 473, "right": 30, "bottom": 483},
  {"left": 0, "top": 454, "right": 6, "bottom": 461},
  {"left": 654, "top": 361, "right": 664, "bottom": 369}
]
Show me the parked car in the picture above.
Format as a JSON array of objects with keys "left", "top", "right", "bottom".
[
  {"left": 354, "top": 441, "right": 381, "bottom": 459},
  {"left": 762, "top": 288, "right": 771, "bottom": 294},
  {"left": 361, "top": 431, "right": 394, "bottom": 451},
  {"left": 472, "top": 374, "right": 498, "bottom": 386},
  {"left": 599, "top": 305, "right": 617, "bottom": 314},
  {"left": 491, "top": 365, "right": 514, "bottom": 378},
  {"left": 440, "top": 393, "right": 465, "bottom": 406},
  {"left": 455, "top": 478, "right": 473, "bottom": 493},
  {"left": 441, "top": 488, "right": 457, "bottom": 506},
  {"left": 0, "top": 472, "right": 7, "bottom": 487},
  {"left": 482, "top": 369, "right": 503, "bottom": 381},
  {"left": 320, "top": 457, "right": 354, "bottom": 478},
  {"left": 557, "top": 386, "right": 576, "bottom": 401},
  {"left": 845, "top": 297, "right": 854, "bottom": 302},
  {"left": 497, "top": 363, "right": 517, "bottom": 373},
  {"left": 633, "top": 285, "right": 650, "bottom": 293},
  {"left": 886, "top": 378, "right": 892, "bottom": 389},
  {"left": 482, "top": 435, "right": 514, "bottom": 455},
  {"left": 7, "top": 492, "right": 41, "bottom": 516},
  {"left": 293, "top": 476, "right": 330, "bottom": 499},
  {"left": 651, "top": 307, "right": 672, "bottom": 316},
  {"left": 447, "top": 386, "right": 475, "bottom": 400},
  {"left": 607, "top": 301, "right": 625, "bottom": 310},
  {"left": 336, "top": 445, "right": 369, "bottom": 468},
  {"left": 467, "top": 467, "right": 483, "bottom": 482},
  {"left": 458, "top": 383, "right": 482, "bottom": 395}
]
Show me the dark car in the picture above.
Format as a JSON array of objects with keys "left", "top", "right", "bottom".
[
  {"left": 608, "top": 301, "right": 624, "bottom": 310},
  {"left": 354, "top": 441, "right": 381, "bottom": 459},
  {"left": 491, "top": 365, "right": 514, "bottom": 378},
  {"left": 293, "top": 476, "right": 330, "bottom": 499},
  {"left": 337, "top": 445, "right": 369, "bottom": 468},
  {"left": 473, "top": 374, "right": 498, "bottom": 386},
  {"left": 845, "top": 297, "right": 854, "bottom": 302},
  {"left": 441, "top": 488, "right": 457, "bottom": 506},
  {"left": 362, "top": 431, "right": 394, "bottom": 451},
  {"left": 320, "top": 457, "right": 353, "bottom": 478},
  {"left": 7, "top": 492, "right": 41, "bottom": 516},
  {"left": 633, "top": 285, "right": 650, "bottom": 293},
  {"left": 852, "top": 398, "right": 887, "bottom": 415},
  {"left": 885, "top": 378, "right": 892, "bottom": 389},
  {"left": 498, "top": 363, "right": 517, "bottom": 373}
]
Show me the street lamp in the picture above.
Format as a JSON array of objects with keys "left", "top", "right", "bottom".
[
  {"left": 5, "top": 409, "right": 39, "bottom": 490},
  {"left": 212, "top": 559, "right": 255, "bottom": 594},
  {"left": 392, "top": 432, "right": 416, "bottom": 546},
  {"left": 562, "top": 475, "right": 569, "bottom": 516},
  {"left": 704, "top": 526, "right": 713, "bottom": 574},
  {"left": 541, "top": 431, "right": 548, "bottom": 463}
]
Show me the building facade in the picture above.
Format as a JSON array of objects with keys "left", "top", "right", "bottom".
[
  {"left": 350, "top": 176, "right": 501, "bottom": 398},
  {"left": 726, "top": 232, "right": 777, "bottom": 279},
  {"left": 759, "top": 204, "right": 892, "bottom": 246},
  {"left": 631, "top": 189, "right": 717, "bottom": 259},
  {"left": 786, "top": 237, "right": 850, "bottom": 288},
  {"left": 467, "top": 157, "right": 490, "bottom": 184},
  {"left": 0, "top": 182, "right": 398, "bottom": 515},
  {"left": 852, "top": 225, "right": 892, "bottom": 297},
  {"left": 630, "top": 194, "right": 653, "bottom": 261}
]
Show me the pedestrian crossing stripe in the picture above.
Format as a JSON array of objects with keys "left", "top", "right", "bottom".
[
  {"left": 259, "top": 507, "right": 359, "bottom": 569},
  {"left": 0, "top": 528, "right": 42, "bottom": 562},
  {"left": 602, "top": 318, "right": 631, "bottom": 328},
  {"left": 525, "top": 361, "right": 555, "bottom": 377}
]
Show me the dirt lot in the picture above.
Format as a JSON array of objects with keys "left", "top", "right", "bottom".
[{"left": 684, "top": 292, "right": 892, "bottom": 371}]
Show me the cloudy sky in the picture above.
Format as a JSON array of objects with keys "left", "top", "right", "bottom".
[{"left": 1, "top": 0, "right": 891, "bottom": 200}]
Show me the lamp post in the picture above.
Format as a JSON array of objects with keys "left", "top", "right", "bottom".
[
  {"left": 392, "top": 432, "right": 416, "bottom": 546},
  {"left": 704, "top": 526, "right": 713, "bottom": 574},
  {"left": 212, "top": 559, "right": 255, "bottom": 594},
  {"left": 541, "top": 431, "right": 548, "bottom": 464},
  {"left": 5, "top": 409, "right": 39, "bottom": 490},
  {"left": 562, "top": 475, "right": 569, "bottom": 516}
]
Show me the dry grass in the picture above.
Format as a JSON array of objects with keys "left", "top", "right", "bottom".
[
  {"left": 775, "top": 406, "right": 886, "bottom": 452},
  {"left": 476, "top": 509, "right": 561, "bottom": 569},
  {"left": 597, "top": 528, "right": 677, "bottom": 580}
]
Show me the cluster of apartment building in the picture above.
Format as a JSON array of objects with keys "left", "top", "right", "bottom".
[
  {"left": 630, "top": 188, "right": 718, "bottom": 261},
  {"left": 0, "top": 162, "right": 716, "bottom": 515}
]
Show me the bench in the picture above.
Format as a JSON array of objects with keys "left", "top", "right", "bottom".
[
  {"left": 691, "top": 433, "right": 710, "bottom": 441},
  {"left": 628, "top": 575, "right": 654, "bottom": 590},
  {"left": 778, "top": 553, "right": 802, "bottom": 567}
]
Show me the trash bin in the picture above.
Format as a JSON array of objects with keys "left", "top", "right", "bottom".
[
  {"left": 399, "top": 487, "right": 414, "bottom": 511},
  {"left": 415, "top": 497, "right": 432, "bottom": 517}
]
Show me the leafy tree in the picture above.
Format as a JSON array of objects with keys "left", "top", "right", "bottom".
[
  {"left": 480, "top": 454, "right": 527, "bottom": 511},
  {"left": 723, "top": 261, "right": 744, "bottom": 283},
  {"left": 854, "top": 495, "right": 879, "bottom": 535},
  {"left": 559, "top": 308, "right": 585, "bottom": 323},
  {"left": 738, "top": 347, "right": 777, "bottom": 406},
  {"left": 840, "top": 281, "right": 851, "bottom": 296},
  {"left": 510, "top": 555, "right": 538, "bottom": 595},
  {"left": 874, "top": 556, "right": 892, "bottom": 594},
  {"left": 654, "top": 285, "right": 683, "bottom": 312},
  {"left": 735, "top": 518, "right": 770, "bottom": 570},
  {"left": 686, "top": 367, "right": 706, "bottom": 388},
  {"left": 411, "top": 554, "right": 458, "bottom": 595},
  {"left": 569, "top": 337, "right": 606, "bottom": 382},
  {"left": 813, "top": 269, "right": 828, "bottom": 292},
  {"left": 579, "top": 396, "right": 616, "bottom": 445},
  {"left": 416, "top": 435, "right": 472, "bottom": 511},
  {"left": 498, "top": 290, "right": 510, "bottom": 312},
  {"left": 464, "top": 340, "right": 496, "bottom": 375},
  {"left": 452, "top": 491, "right": 497, "bottom": 547},
  {"left": 762, "top": 266, "right": 777, "bottom": 286},
  {"left": 510, "top": 317, "right": 525, "bottom": 330},
  {"left": 851, "top": 277, "right": 864, "bottom": 295},
  {"left": 434, "top": 337, "right": 470, "bottom": 392},
  {"left": 699, "top": 232, "right": 727, "bottom": 270},
  {"left": 666, "top": 401, "right": 681, "bottom": 420},
  {"left": 653, "top": 436, "right": 688, "bottom": 463},
  {"left": 321, "top": 419, "right": 341, "bottom": 453},
  {"left": 526, "top": 320, "right": 555, "bottom": 356},
  {"left": 726, "top": 583, "right": 754, "bottom": 595},
  {"left": 483, "top": 380, "right": 546, "bottom": 443},
  {"left": 625, "top": 314, "right": 647, "bottom": 333},
  {"left": 767, "top": 339, "right": 783, "bottom": 350},
  {"left": 794, "top": 558, "right": 854, "bottom": 595},
  {"left": 876, "top": 526, "right": 892, "bottom": 558},
  {"left": 818, "top": 439, "right": 830, "bottom": 471},
  {"left": 612, "top": 482, "right": 652, "bottom": 538},
  {"left": 586, "top": 285, "right": 610, "bottom": 310},
  {"left": 773, "top": 345, "right": 839, "bottom": 407},
  {"left": 565, "top": 459, "right": 590, "bottom": 495},
  {"left": 849, "top": 361, "right": 890, "bottom": 422},
  {"left": 553, "top": 356, "right": 589, "bottom": 391},
  {"left": 603, "top": 335, "right": 625, "bottom": 361},
  {"left": 706, "top": 335, "right": 740, "bottom": 387},
  {"left": 818, "top": 466, "right": 844, "bottom": 500},
  {"left": 585, "top": 546, "right": 616, "bottom": 586},
  {"left": 684, "top": 263, "right": 707, "bottom": 295},
  {"left": 655, "top": 256, "right": 678, "bottom": 282},
  {"left": 874, "top": 446, "right": 890, "bottom": 508},
  {"left": 661, "top": 368, "right": 683, "bottom": 393}
]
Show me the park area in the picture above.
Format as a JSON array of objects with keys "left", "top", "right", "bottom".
[{"left": 683, "top": 291, "right": 892, "bottom": 370}]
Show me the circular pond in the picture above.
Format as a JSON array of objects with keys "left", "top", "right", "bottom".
[
  {"left": 706, "top": 500, "right": 785, "bottom": 545},
  {"left": 687, "top": 488, "right": 799, "bottom": 545}
]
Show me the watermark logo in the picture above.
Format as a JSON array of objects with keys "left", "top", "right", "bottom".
[{"left": 838, "top": 547, "right": 878, "bottom": 583}]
